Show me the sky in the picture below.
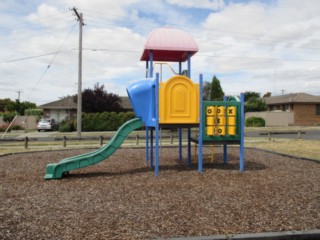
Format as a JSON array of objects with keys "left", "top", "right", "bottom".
[{"left": 1, "top": 0, "right": 320, "bottom": 106}]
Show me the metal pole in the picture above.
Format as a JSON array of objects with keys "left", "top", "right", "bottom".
[
  {"left": 240, "top": 93, "right": 245, "bottom": 172},
  {"left": 73, "top": 8, "right": 83, "bottom": 138},
  {"left": 198, "top": 74, "right": 203, "bottom": 173}
]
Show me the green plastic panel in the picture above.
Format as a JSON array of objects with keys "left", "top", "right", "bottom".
[
  {"left": 44, "top": 118, "right": 143, "bottom": 180},
  {"left": 202, "top": 101, "right": 241, "bottom": 142}
]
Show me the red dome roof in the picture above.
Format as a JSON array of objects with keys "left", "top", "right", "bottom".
[{"left": 140, "top": 27, "right": 198, "bottom": 62}]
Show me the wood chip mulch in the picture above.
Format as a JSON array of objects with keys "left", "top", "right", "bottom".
[{"left": 0, "top": 147, "right": 319, "bottom": 240}]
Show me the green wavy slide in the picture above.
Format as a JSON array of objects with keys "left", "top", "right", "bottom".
[{"left": 45, "top": 118, "right": 143, "bottom": 180}]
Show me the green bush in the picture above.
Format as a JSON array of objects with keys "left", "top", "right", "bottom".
[
  {"left": 245, "top": 116, "right": 265, "bottom": 127},
  {"left": 59, "top": 119, "right": 75, "bottom": 132},
  {"left": 2, "top": 112, "right": 16, "bottom": 122},
  {"left": 0, "top": 125, "right": 24, "bottom": 132},
  {"left": 80, "top": 111, "right": 136, "bottom": 131},
  {"left": 11, "top": 125, "right": 24, "bottom": 130},
  {"left": 25, "top": 109, "right": 43, "bottom": 120}
]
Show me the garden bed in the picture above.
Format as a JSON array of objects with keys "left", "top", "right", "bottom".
[{"left": 0, "top": 147, "right": 319, "bottom": 239}]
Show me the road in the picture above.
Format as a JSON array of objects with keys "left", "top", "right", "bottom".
[{"left": 245, "top": 129, "right": 320, "bottom": 140}]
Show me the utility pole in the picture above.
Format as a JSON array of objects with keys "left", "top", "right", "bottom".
[
  {"left": 16, "top": 90, "right": 23, "bottom": 101},
  {"left": 72, "top": 7, "right": 84, "bottom": 138}
]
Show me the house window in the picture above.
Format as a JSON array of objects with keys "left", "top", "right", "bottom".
[{"left": 316, "top": 105, "right": 320, "bottom": 115}]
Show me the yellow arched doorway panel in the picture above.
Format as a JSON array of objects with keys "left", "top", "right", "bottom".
[{"left": 159, "top": 75, "right": 199, "bottom": 124}]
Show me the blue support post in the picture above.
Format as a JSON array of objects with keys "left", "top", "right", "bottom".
[
  {"left": 223, "top": 96, "right": 228, "bottom": 165},
  {"left": 146, "top": 127, "right": 149, "bottom": 164},
  {"left": 198, "top": 74, "right": 203, "bottom": 173},
  {"left": 150, "top": 128, "right": 154, "bottom": 168},
  {"left": 179, "top": 128, "right": 182, "bottom": 160},
  {"left": 155, "top": 73, "right": 160, "bottom": 176},
  {"left": 146, "top": 61, "right": 149, "bottom": 78},
  {"left": 240, "top": 93, "right": 245, "bottom": 172},
  {"left": 150, "top": 50, "right": 153, "bottom": 78},
  {"left": 187, "top": 128, "right": 191, "bottom": 166},
  {"left": 178, "top": 61, "right": 183, "bottom": 161},
  {"left": 187, "top": 52, "right": 191, "bottom": 78}
]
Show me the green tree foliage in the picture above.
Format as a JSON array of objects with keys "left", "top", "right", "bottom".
[
  {"left": 5, "top": 100, "right": 36, "bottom": 115},
  {"left": 263, "top": 92, "right": 272, "bottom": 98},
  {"left": 181, "top": 69, "right": 188, "bottom": 76},
  {"left": 0, "top": 98, "right": 14, "bottom": 112},
  {"left": 25, "top": 108, "right": 43, "bottom": 117},
  {"left": 2, "top": 112, "right": 16, "bottom": 122},
  {"left": 244, "top": 91, "right": 261, "bottom": 101},
  {"left": 74, "top": 83, "right": 123, "bottom": 113},
  {"left": 202, "top": 81, "right": 211, "bottom": 100},
  {"left": 210, "top": 76, "right": 224, "bottom": 101},
  {"left": 244, "top": 91, "right": 267, "bottom": 113}
]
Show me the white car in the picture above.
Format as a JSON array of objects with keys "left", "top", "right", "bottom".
[{"left": 37, "top": 119, "right": 58, "bottom": 132}]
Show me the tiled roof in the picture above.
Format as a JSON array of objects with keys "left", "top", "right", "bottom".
[
  {"left": 120, "top": 96, "right": 132, "bottom": 110},
  {"left": 264, "top": 93, "right": 320, "bottom": 105},
  {"left": 39, "top": 96, "right": 133, "bottom": 110},
  {"left": 39, "top": 97, "right": 77, "bottom": 109}
]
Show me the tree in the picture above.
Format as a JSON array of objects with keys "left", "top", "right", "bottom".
[
  {"left": 4, "top": 100, "right": 36, "bottom": 115},
  {"left": 244, "top": 91, "right": 261, "bottom": 102},
  {"left": 243, "top": 91, "right": 267, "bottom": 113},
  {"left": 74, "top": 83, "right": 123, "bottom": 113},
  {"left": 210, "top": 76, "right": 224, "bottom": 101},
  {"left": 0, "top": 98, "right": 14, "bottom": 112},
  {"left": 202, "top": 81, "right": 211, "bottom": 100},
  {"left": 181, "top": 69, "right": 188, "bottom": 76},
  {"left": 263, "top": 92, "right": 272, "bottom": 98}
]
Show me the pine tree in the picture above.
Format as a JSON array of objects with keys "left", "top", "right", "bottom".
[{"left": 210, "top": 76, "right": 224, "bottom": 101}]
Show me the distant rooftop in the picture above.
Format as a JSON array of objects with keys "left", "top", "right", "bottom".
[
  {"left": 140, "top": 27, "right": 198, "bottom": 62},
  {"left": 39, "top": 96, "right": 77, "bottom": 109},
  {"left": 265, "top": 93, "right": 320, "bottom": 105},
  {"left": 39, "top": 96, "right": 132, "bottom": 111}
]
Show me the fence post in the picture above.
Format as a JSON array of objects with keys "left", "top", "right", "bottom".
[
  {"left": 63, "top": 136, "right": 67, "bottom": 147},
  {"left": 170, "top": 133, "right": 174, "bottom": 144},
  {"left": 24, "top": 137, "right": 29, "bottom": 149},
  {"left": 268, "top": 131, "right": 271, "bottom": 141},
  {"left": 297, "top": 130, "right": 301, "bottom": 139},
  {"left": 100, "top": 135, "right": 104, "bottom": 146},
  {"left": 136, "top": 135, "right": 139, "bottom": 145}
]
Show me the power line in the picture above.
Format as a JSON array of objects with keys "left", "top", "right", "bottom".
[
  {"left": 196, "top": 53, "right": 320, "bottom": 62},
  {"left": 26, "top": 23, "right": 76, "bottom": 101}
]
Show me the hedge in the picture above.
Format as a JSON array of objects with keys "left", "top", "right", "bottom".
[
  {"left": 79, "top": 111, "right": 136, "bottom": 131},
  {"left": 245, "top": 116, "right": 265, "bottom": 127}
]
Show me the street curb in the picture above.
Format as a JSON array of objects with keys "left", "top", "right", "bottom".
[{"left": 157, "top": 229, "right": 320, "bottom": 240}]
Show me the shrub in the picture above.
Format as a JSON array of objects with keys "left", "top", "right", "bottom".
[
  {"left": 59, "top": 119, "right": 75, "bottom": 132},
  {"left": 80, "top": 111, "right": 136, "bottom": 131},
  {"left": 246, "top": 117, "right": 265, "bottom": 127},
  {"left": 0, "top": 125, "right": 24, "bottom": 132},
  {"left": 25, "top": 109, "right": 43, "bottom": 120},
  {"left": 11, "top": 125, "right": 24, "bottom": 131},
  {"left": 2, "top": 112, "right": 16, "bottom": 122}
]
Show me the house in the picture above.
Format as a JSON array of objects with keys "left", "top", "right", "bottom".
[
  {"left": 119, "top": 96, "right": 133, "bottom": 111},
  {"left": 38, "top": 97, "right": 77, "bottom": 123},
  {"left": 264, "top": 93, "right": 320, "bottom": 126},
  {"left": 39, "top": 96, "right": 133, "bottom": 123}
]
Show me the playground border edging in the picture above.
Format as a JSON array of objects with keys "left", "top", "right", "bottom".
[{"left": 157, "top": 229, "right": 320, "bottom": 240}]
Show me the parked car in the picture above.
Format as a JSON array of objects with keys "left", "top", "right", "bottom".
[{"left": 37, "top": 118, "right": 58, "bottom": 131}]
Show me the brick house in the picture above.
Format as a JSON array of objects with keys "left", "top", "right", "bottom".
[{"left": 264, "top": 93, "right": 320, "bottom": 126}]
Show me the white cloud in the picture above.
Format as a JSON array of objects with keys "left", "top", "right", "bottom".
[
  {"left": 167, "top": 0, "right": 224, "bottom": 10},
  {"left": 1, "top": 0, "right": 320, "bottom": 106}
]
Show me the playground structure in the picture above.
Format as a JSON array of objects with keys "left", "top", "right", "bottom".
[{"left": 44, "top": 27, "right": 244, "bottom": 179}]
